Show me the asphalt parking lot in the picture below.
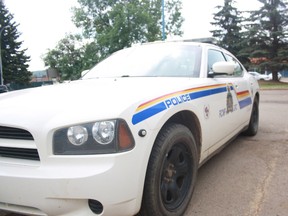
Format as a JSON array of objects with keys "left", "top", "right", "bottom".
[
  {"left": 184, "top": 89, "right": 288, "bottom": 216},
  {"left": 1, "top": 89, "right": 287, "bottom": 216}
]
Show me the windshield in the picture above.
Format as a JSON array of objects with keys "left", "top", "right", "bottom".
[{"left": 83, "top": 43, "right": 202, "bottom": 79}]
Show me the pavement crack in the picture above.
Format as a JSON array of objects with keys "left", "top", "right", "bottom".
[{"left": 246, "top": 158, "right": 277, "bottom": 216}]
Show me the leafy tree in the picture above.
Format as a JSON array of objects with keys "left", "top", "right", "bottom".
[
  {"left": 0, "top": 0, "right": 31, "bottom": 85},
  {"left": 245, "top": 0, "right": 288, "bottom": 80},
  {"left": 72, "top": 0, "right": 184, "bottom": 57},
  {"left": 43, "top": 34, "right": 99, "bottom": 80},
  {"left": 210, "top": 0, "right": 245, "bottom": 61}
]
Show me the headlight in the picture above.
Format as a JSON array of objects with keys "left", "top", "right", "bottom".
[
  {"left": 53, "top": 119, "right": 135, "bottom": 155},
  {"left": 92, "top": 121, "right": 115, "bottom": 145},
  {"left": 67, "top": 126, "right": 88, "bottom": 146}
]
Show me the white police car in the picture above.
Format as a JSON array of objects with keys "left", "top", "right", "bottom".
[{"left": 0, "top": 40, "right": 259, "bottom": 216}]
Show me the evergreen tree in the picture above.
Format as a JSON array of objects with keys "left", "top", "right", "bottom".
[
  {"left": 0, "top": 0, "right": 31, "bottom": 85},
  {"left": 210, "top": 0, "right": 245, "bottom": 61},
  {"left": 245, "top": 0, "right": 288, "bottom": 80}
]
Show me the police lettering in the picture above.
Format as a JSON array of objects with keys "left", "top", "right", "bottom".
[{"left": 165, "top": 94, "right": 191, "bottom": 108}]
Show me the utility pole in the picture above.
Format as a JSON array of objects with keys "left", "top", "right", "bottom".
[
  {"left": 162, "top": 0, "right": 166, "bottom": 41},
  {"left": 0, "top": 26, "right": 8, "bottom": 86}
]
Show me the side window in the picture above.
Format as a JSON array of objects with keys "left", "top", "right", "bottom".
[
  {"left": 224, "top": 54, "right": 243, "bottom": 77},
  {"left": 207, "top": 49, "right": 226, "bottom": 73}
]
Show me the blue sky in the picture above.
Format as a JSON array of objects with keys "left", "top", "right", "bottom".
[{"left": 5, "top": 0, "right": 261, "bottom": 71}]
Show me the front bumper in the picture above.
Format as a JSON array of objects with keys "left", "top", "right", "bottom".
[{"left": 0, "top": 152, "right": 144, "bottom": 216}]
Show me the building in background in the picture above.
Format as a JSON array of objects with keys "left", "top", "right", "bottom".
[{"left": 31, "top": 68, "right": 60, "bottom": 84}]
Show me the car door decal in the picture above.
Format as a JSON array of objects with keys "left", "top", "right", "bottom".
[
  {"left": 132, "top": 84, "right": 227, "bottom": 125},
  {"left": 132, "top": 83, "right": 253, "bottom": 125},
  {"left": 235, "top": 90, "right": 252, "bottom": 109}
]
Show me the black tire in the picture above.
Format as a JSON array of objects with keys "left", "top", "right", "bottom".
[
  {"left": 243, "top": 97, "right": 259, "bottom": 136},
  {"left": 138, "top": 124, "right": 198, "bottom": 216}
]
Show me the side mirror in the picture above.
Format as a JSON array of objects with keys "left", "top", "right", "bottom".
[{"left": 212, "top": 61, "right": 236, "bottom": 75}]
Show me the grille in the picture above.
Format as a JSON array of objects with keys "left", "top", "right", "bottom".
[
  {"left": 0, "top": 126, "right": 39, "bottom": 160},
  {"left": 0, "top": 126, "right": 34, "bottom": 140},
  {"left": 0, "top": 147, "right": 40, "bottom": 161}
]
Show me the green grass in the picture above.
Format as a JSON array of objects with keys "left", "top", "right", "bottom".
[{"left": 259, "top": 80, "right": 288, "bottom": 90}]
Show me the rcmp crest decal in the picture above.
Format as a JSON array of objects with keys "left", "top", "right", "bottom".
[
  {"left": 219, "top": 84, "right": 238, "bottom": 118},
  {"left": 226, "top": 86, "right": 233, "bottom": 113}
]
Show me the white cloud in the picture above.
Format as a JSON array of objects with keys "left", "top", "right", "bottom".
[
  {"left": 5, "top": 0, "right": 79, "bottom": 70},
  {"left": 181, "top": 0, "right": 262, "bottom": 39},
  {"left": 181, "top": 0, "right": 223, "bottom": 38}
]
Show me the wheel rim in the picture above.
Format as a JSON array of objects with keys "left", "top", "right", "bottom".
[{"left": 160, "top": 143, "right": 193, "bottom": 210}]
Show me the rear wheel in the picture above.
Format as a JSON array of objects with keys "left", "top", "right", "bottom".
[
  {"left": 138, "top": 124, "right": 198, "bottom": 216},
  {"left": 243, "top": 97, "right": 259, "bottom": 136}
]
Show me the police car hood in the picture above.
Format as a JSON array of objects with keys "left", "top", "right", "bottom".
[{"left": 0, "top": 77, "right": 202, "bottom": 128}]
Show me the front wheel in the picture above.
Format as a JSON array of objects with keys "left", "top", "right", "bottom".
[{"left": 138, "top": 124, "right": 198, "bottom": 216}]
